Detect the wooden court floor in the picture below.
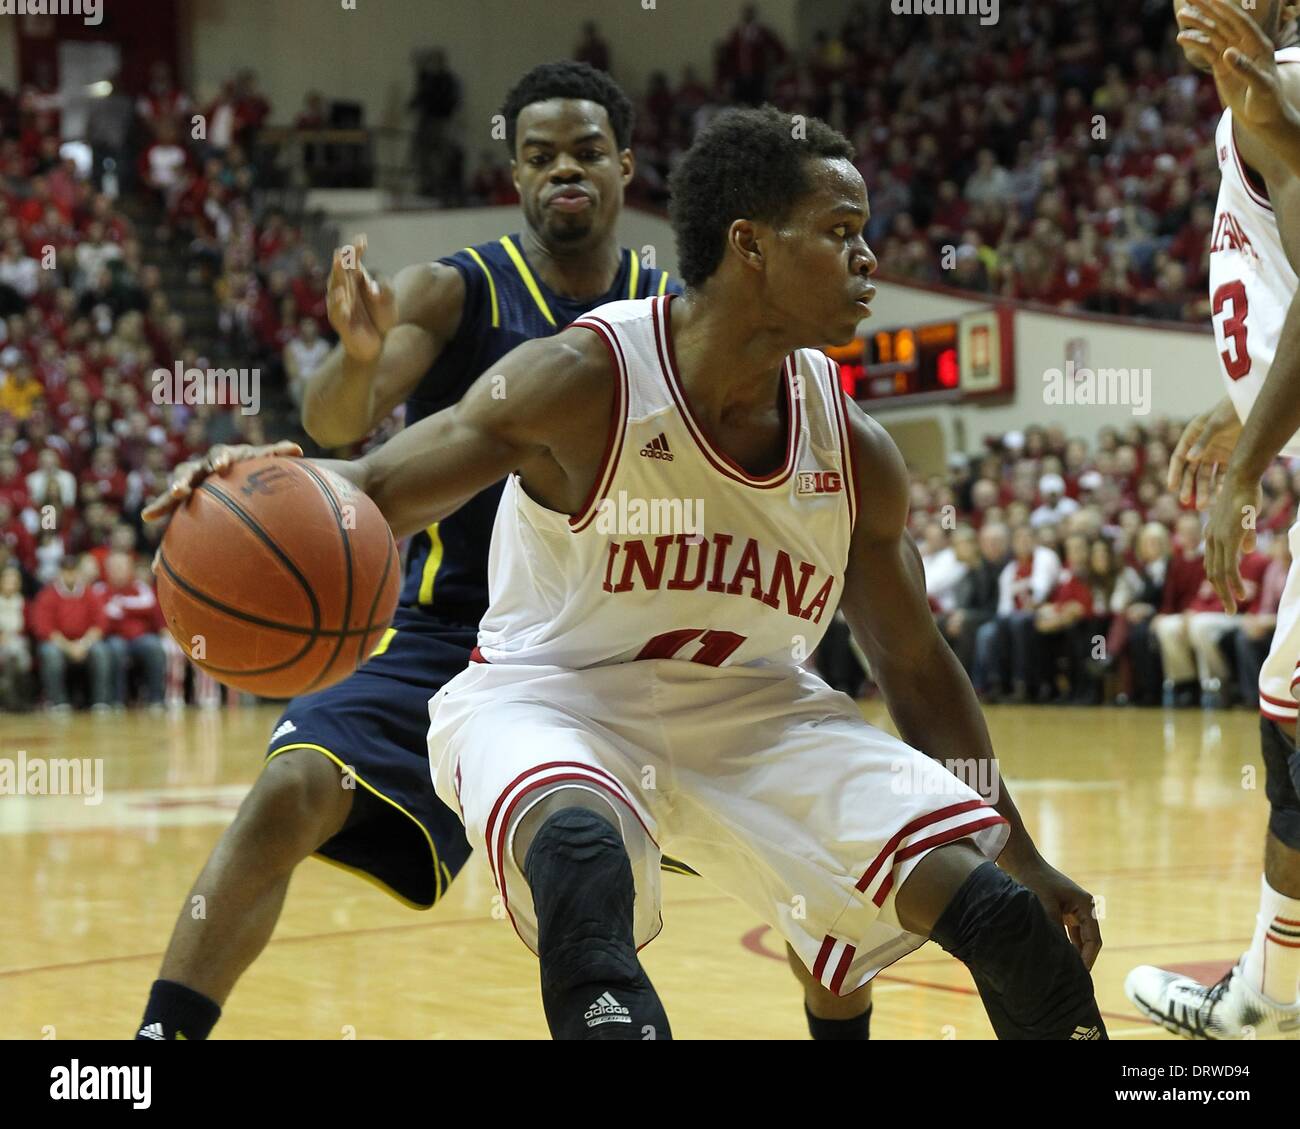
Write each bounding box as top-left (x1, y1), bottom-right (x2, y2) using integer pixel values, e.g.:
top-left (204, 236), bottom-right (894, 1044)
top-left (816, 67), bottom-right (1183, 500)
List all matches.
top-left (0, 701), bottom-right (1273, 1039)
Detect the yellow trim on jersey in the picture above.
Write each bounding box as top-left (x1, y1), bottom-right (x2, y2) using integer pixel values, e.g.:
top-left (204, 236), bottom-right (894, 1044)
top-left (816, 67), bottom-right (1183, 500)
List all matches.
top-left (264, 741), bottom-right (445, 908)
top-left (657, 271), bottom-right (669, 297)
top-left (627, 251), bottom-right (640, 299)
top-left (463, 247), bottom-right (500, 328)
top-left (417, 523), bottom-right (444, 605)
top-left (369, 627), bottom-right (397, 658)
top-left (499, 236), bottom-right (557, 326)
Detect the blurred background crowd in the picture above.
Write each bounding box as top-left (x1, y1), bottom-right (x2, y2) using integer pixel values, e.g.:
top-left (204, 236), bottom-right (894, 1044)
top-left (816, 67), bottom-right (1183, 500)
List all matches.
top-left (0, 0), bottom-right (1282, 712)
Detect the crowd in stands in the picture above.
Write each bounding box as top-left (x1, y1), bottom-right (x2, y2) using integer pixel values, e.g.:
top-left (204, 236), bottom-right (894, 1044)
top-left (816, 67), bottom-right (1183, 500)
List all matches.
top-left (0, 0), bottom-right (1279, 712)
top-left (460, 0), bottom-right (1219, 326)
top-left (881, 421), bottom-right (1295, 712)
top-left (0, 63), bottom-right (276, 711)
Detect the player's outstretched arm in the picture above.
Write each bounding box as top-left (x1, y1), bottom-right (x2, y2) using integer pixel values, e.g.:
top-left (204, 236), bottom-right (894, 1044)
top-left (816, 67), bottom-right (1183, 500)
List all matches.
top-left (1179, 0), bottom-right (1300, 177)
top-left (145, 329), bottom-right (615, 542)
top-left (302, 235), bottom-right (466, 448)
top-left (838, 399), bottom-right (1102, 967)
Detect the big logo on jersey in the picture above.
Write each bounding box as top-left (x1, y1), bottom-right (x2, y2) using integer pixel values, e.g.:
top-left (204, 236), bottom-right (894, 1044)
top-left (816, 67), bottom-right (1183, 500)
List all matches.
top-left (600, 532), bottom-right (836, 623)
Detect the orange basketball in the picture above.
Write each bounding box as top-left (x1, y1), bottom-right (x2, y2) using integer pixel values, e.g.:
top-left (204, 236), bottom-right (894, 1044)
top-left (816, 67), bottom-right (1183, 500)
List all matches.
top-left (155, 456), bottom-right (401, 699)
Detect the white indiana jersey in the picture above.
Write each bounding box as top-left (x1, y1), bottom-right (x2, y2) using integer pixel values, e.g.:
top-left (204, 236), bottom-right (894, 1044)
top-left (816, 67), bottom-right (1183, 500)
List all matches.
top-left (1210, 47), bottom-right (1300, 453)
top-left (476, 294), bottom-right (858, 671)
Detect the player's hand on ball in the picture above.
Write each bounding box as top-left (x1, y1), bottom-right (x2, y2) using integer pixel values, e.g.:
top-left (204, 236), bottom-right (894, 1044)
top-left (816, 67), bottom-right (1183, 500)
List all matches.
top-left (1204, 471), bottom-right (1261, 614)
top-left (1168, 395), bottom-right (1242, 510)
top-left (1178, 0), bottom-right (1293, 131)
top-left (328, 233), bottom-right (397, 365)
top-left (141, 440), bottom-right (304, 523)
top-left (1005, 855), bottom-right (1103, 970)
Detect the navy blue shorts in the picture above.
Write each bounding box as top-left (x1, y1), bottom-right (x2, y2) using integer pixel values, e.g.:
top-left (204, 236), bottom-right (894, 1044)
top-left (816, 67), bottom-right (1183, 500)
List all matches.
top-left (265, 607), bottom-right (476, 909)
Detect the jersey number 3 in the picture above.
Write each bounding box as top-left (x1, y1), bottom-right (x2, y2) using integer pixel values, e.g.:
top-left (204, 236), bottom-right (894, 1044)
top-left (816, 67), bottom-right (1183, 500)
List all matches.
top-left (1212, 280), bottom-right (1251, 381)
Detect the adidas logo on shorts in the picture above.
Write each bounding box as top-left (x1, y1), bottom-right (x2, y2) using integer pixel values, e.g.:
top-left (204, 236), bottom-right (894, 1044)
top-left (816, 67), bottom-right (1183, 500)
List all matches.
top-left (640, 433), bottom-right (673, 461)
top-left (1069, 1024), bottom-right (1101, 1040)
top-left (270, 719), bottom-right (297, 742)
top-left (584, 991), bottom-right (631, 1027)
top-left (136, 1022), bottom-right (165, 1040)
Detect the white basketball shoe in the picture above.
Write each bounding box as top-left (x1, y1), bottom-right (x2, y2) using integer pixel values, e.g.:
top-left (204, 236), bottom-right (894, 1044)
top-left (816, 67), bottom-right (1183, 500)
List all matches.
top-left (1125, 959), bottom-right (1300, 1039)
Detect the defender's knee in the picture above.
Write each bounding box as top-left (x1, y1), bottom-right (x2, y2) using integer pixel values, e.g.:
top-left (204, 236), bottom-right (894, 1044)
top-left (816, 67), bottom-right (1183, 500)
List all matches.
top-left (235, 751), bottom-right (353, 863)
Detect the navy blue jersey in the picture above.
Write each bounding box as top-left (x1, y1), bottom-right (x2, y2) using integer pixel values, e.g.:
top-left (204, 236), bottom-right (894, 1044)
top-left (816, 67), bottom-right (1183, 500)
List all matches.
top-left (398, 234), bottom-right (680, 622)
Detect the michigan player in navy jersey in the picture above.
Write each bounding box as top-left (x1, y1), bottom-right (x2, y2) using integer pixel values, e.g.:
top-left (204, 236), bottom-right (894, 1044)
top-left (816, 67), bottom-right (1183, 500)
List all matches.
top-left (137, 62), bottom-right (871, 1041)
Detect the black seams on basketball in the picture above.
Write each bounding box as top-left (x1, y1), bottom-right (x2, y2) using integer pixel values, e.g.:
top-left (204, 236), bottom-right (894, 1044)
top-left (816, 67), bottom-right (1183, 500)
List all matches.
top-left (155, 456), bottom-right (401, 698)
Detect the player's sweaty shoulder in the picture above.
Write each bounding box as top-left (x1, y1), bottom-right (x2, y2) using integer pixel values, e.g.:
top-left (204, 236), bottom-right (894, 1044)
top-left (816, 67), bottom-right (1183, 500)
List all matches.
top-left (467, 324), bottom-right (617, 463)
top-left (392, 261), bottom-right (466, 341)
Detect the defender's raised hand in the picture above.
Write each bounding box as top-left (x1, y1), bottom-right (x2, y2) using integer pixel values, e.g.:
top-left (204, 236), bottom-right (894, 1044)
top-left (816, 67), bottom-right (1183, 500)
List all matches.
top-left (327, 233), bottom-right (398, 364)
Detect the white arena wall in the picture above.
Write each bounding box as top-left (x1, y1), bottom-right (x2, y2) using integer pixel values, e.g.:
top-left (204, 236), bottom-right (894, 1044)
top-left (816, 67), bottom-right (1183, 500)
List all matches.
top-left (323, 200), bottom-right (1224, 469)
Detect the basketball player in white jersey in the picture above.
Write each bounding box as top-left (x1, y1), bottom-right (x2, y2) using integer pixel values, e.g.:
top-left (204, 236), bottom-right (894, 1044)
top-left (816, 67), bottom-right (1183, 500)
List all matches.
top-left (1126, 0), bottom-right (1300, 1039)
top-left (152, 106), bottom-right (1106, 1039)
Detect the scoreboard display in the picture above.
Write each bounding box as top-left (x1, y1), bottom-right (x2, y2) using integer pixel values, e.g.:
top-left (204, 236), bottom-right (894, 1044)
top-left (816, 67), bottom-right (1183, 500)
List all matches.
top-left (826, 307), bottom-right (1014, 406)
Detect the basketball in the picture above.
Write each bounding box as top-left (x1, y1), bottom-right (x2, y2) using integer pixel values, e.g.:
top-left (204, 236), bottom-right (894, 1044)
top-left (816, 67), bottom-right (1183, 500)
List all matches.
top-left (154, 456), bottom-right (401, 698)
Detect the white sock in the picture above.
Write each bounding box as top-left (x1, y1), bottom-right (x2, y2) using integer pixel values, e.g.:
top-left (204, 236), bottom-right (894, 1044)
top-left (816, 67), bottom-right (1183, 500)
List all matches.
top-left (1242, 874), bottom-right (1300, 1005)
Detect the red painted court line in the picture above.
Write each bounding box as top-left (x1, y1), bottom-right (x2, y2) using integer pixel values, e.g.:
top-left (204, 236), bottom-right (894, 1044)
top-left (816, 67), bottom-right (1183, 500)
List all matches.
top-left (872, 970), bottom-right (1139, 1025)
top-left (898, 935), bottom-right (1254, 967)
top-left (0, 894), bottom-right (738, 980)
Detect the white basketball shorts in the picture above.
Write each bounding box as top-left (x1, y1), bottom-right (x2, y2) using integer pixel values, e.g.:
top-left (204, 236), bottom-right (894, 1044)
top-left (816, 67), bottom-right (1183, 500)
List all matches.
top-left (428, 658), bottom-right (1009, 996)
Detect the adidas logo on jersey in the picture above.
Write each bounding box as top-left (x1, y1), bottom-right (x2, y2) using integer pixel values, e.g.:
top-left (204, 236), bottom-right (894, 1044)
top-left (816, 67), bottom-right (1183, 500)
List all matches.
top-left (270, 719), bottom-right (297, 742)
top-left (797, 471), bottom-right (843, 496)
top-left (584, 991), bottom-right (631, 1027)
top-left (640, 433), bottom-right (674, 461)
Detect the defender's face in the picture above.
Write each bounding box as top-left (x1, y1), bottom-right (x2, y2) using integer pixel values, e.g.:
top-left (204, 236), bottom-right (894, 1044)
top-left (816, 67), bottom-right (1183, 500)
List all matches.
top-left (513, 99), bottom-right (633, 250)
top-left (758, 157), bottom-right (877, 347)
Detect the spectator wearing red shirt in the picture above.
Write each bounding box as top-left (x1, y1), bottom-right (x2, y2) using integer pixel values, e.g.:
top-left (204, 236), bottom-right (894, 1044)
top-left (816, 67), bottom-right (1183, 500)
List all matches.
top-left (81, 445), bottom-right (128, 509)
top-left (1027, 532), bottom-right (1097, 703)
top-left (1153, 513), bottom-right (1269, 705)
top-left (96, 549), bottom-right (165, 707)
top-left (136, 62), bottom-right (192, 136)
top-left (30, 554), bottom-right (113, 710)
top-left (720, 4), bottom-right (786, 105)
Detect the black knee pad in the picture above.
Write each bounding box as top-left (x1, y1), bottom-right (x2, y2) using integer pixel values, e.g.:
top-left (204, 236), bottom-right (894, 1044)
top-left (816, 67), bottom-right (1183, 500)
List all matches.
top-left (930, 862), bottom-right (1106, 1040)
top-left (524, 807), bottom-right (670, 1040)
top-left (1260, 718), bottom-right (1300, 850)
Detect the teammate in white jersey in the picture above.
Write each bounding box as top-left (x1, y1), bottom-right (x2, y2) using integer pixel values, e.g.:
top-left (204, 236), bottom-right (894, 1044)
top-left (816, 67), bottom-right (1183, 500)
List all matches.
top-left (1126, 0), bottom-right (1300, 1039)
top-left (153, 106), bottom-right (1106, 1039)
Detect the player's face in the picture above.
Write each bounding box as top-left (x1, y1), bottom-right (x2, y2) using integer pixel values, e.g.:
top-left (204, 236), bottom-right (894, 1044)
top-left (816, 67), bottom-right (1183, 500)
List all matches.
top-left (513, 99), bottom-right (633, 250)
top-left (758, 157), bottom-right (877, 347)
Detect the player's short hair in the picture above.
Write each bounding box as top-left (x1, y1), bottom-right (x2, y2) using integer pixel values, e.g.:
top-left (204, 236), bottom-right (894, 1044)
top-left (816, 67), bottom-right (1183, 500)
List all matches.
top-left (668, 106), bottom-right (855, 288)
top-left (500, 61), bottom-right (635, 153)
